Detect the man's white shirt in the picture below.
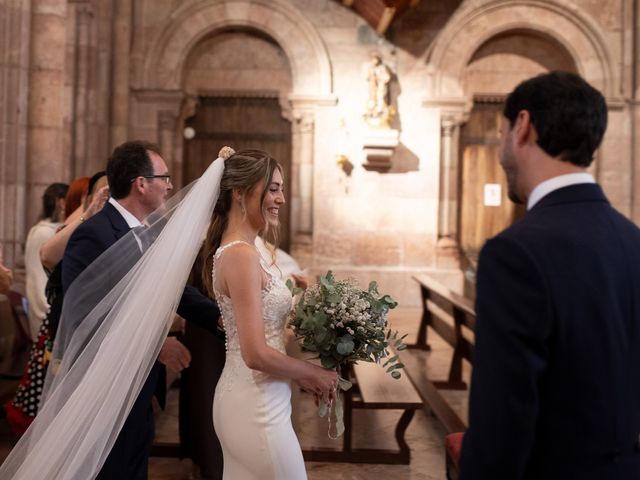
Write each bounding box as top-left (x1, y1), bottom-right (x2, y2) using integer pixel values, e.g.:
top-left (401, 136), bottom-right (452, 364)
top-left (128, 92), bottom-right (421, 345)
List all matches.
top-left (108, 197), bottom-right (145, 251)
top-left (527, 172), bottom-right (595, 210)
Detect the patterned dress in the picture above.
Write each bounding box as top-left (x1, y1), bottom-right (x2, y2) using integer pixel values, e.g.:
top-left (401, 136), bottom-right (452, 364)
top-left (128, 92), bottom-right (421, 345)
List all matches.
top-left (5, 264), bottom-right (63, 436)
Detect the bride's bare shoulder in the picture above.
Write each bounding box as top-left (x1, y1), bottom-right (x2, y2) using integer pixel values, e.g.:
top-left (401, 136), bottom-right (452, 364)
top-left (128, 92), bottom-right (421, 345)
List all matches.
top-left (217, 241), bottom-right (259, 269)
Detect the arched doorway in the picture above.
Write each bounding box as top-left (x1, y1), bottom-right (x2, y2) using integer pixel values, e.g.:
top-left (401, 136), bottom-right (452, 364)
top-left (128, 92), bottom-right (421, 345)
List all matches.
top-left (131, 0), bottom-right (335, 254)
top-left (181, 28), bottom-right (293, 249)
top-left (424, 0), bottom-right (615, 292)
top-left (458, 29), bottom-right (578, 294)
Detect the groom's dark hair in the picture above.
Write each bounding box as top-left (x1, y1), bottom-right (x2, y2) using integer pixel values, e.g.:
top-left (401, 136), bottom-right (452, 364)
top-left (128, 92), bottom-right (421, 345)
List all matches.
top-left (107, 141), bottom-right (161, 199)
top-left (503, 71), bottom-right (607, 167)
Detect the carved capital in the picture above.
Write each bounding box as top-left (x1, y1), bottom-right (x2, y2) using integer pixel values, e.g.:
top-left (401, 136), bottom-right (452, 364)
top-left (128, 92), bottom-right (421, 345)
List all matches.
top-left (74, 3), bottom-right (94, 24)
top-left (293, 111), bottom-right (315, 134)
top-left (158, 110), bottom-right (176, 131)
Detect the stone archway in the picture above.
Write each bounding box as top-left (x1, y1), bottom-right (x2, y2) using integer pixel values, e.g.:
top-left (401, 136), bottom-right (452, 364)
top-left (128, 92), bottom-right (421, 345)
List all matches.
top-left (426, 0), bottom-right (615, 99)
top-left (137, 0), bottom-right (332, 95)
top-left (424, 0), bottom-right (617, 266)
top-left (130, 0), bottom-right (336, 248)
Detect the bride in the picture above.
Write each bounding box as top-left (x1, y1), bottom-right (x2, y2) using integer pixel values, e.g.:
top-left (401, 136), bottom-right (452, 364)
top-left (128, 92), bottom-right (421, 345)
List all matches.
top-left (0, 147), bottom-right (336, 479)
top-left (204, 149), bottom-right (337, 479)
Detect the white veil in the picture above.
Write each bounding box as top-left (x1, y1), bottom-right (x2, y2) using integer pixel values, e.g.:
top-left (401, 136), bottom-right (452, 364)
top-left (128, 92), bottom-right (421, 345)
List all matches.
top-left (0, 153), bottom-right (228, 479)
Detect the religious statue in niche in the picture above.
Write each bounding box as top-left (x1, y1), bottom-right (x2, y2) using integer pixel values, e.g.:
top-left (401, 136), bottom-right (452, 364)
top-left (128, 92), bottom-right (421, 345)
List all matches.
top-left (364, 53), bottom-right (395, 129)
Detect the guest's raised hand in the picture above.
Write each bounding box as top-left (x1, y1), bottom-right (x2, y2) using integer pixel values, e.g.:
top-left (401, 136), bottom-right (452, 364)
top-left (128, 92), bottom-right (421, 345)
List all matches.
top-left (158, 336), bottom-right (191, 373)
top-left (84, 185), bottom-right (110, 218)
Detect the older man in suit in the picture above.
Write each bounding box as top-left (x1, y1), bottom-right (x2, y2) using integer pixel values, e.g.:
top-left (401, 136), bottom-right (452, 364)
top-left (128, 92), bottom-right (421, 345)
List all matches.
top-left (62, 141), bottom-right (222, 480)
top-left (459, 72), bottom-right (640, 479)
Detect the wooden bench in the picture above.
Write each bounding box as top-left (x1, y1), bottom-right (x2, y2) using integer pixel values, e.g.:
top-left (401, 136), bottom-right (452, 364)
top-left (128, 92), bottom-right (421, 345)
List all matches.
top-left (404, 275), bottom-right (476, 478)
top-left (303, 359), bottom-right (423, 464)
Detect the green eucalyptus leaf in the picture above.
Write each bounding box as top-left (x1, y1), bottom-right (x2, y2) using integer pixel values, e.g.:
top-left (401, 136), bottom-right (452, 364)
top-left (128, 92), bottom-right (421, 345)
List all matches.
top-left (383, 355), bottom-right (399, 367)
top-left (386, 363), bottom-right (405, 372)
top-left (327, 293), bottom-right (341, 304)
top-left (391, 370), bottom-right (401, 379)
top-left (320, 271), bottom-right (335, 288)
top-left (381, 294), bottom-right (398, 308)
top-left (336, 339), bottom-right (355, 355)
top-left (321, 356), bottom-right (338, 369)
top-left (338, 377), bottom-right (352, 391)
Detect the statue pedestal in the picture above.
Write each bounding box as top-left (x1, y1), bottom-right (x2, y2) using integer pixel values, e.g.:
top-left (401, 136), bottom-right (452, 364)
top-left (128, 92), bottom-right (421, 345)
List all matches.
top-left (362, 128), bottom-right (399, 171)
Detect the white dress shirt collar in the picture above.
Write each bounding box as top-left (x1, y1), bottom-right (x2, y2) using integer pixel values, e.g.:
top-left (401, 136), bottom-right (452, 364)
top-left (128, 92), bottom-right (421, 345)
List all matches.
top-left (527, 172), bottom-right (595, 210)
top-left (108, 197), bottom-right (144, 228)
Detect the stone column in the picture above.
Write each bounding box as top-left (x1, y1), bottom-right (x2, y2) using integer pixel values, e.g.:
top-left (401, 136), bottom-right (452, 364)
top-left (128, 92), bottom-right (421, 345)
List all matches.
top-left (26, 0), bottom-right (69, 229)
top-left (109, 0), bottom-right (132, 148)
top-left (157, 110), bottom-right (179, 185)
top-left (71, 1), bottom-right (93, 178)
top-left (291, 110), bottom-right (315, 236)
top-left (437, 114), bottom-right (464, 249)
top-left (0, 0), bottom-right (31, 267)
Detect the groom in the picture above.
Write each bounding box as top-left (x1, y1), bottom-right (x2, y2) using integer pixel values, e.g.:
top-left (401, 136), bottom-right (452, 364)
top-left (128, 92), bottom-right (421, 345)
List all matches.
top-left (62, 141), bottom-right (222, 479)
top-left (460, 72), bottom-right (640, 478)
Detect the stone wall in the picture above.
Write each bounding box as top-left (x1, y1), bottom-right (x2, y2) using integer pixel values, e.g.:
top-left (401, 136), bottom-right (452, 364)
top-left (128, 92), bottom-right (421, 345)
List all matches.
top-left (0, 0), bottom-right (637, 308)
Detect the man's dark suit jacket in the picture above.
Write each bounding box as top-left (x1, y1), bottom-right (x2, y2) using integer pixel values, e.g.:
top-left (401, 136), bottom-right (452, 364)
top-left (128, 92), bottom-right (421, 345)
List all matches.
top-left (62, 202), bottom-right (220, 480)
top-left (460, 183), bottom-right (640, 479)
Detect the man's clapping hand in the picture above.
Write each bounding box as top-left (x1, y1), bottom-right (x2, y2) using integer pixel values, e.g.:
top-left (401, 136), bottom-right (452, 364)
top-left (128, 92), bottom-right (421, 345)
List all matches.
top-left (158, 336), bottom-right (191, 373)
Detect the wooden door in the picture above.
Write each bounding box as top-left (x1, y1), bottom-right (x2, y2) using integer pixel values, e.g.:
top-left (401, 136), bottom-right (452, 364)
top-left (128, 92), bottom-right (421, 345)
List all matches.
top-left (459, 100), bottom-right (525, 270)
top-left (183, 96), bottom-right (292, 250)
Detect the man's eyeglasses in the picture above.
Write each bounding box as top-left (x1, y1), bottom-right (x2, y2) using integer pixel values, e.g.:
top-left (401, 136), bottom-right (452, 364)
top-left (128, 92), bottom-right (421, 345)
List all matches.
top-left (131, 175), bottom-right (171, 184)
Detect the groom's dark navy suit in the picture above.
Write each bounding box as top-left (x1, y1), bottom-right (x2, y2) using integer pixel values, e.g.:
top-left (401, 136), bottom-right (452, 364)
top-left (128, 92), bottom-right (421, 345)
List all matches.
top-left (62, 202), bottom-right (220, 480)
top-left (460, 183), bottom-right (640, 479)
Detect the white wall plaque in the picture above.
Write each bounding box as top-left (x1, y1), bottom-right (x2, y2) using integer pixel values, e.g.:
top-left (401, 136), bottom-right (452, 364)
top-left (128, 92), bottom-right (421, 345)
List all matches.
top-left (484, 183), bottom-right (502, 207)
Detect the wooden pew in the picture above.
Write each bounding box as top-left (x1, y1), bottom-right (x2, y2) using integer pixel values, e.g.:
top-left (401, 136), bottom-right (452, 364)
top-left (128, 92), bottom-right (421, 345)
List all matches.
top-left (303, 360), bottom-right (423, 464)
top-left (407, 274), bottom-right (475, 427)
top-left (404, 274), bottom-right (476, 478)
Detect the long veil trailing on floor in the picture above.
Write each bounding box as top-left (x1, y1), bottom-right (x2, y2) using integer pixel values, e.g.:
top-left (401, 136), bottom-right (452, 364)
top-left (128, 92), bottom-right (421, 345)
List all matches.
top-left (0, 153), bottom-right (228, 479)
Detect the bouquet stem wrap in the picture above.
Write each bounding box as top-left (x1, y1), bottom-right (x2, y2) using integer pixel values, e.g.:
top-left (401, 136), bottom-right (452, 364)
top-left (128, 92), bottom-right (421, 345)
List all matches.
top-left (318, 377), bottom-right (352, 438)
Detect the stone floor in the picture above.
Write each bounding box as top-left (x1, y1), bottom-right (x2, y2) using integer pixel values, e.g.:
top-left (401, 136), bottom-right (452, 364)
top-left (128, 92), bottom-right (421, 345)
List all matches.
top-left (0, 306), bottom-right (471, 479)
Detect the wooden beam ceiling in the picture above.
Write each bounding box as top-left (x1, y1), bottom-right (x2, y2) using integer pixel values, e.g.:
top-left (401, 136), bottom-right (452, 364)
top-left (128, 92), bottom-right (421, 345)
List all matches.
top-left (341, 0), bottom-right (419, 35)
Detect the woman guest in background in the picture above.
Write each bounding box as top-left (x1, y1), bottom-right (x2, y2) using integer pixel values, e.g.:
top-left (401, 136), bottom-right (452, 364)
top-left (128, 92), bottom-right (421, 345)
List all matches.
top-left (5, 173), bottom-right (109, 436)
top-left (41, 172), bottom-right (109, 271)
top-left (204, 149), bottom-right (338, 479)
top-left (63, 176), bottom-right (90, 222)
top-left (24, 183), bottom-right (68, 341)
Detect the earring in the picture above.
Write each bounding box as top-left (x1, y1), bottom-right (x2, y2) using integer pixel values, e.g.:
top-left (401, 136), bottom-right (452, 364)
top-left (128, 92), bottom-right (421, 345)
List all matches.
top-left (240, 203), bottom-right (246, 215)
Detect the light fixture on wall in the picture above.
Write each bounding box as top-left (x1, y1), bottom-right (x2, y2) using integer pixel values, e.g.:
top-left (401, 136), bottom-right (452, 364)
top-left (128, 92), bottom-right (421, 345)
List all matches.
top-left (183, 126), bottom-right (196, 140)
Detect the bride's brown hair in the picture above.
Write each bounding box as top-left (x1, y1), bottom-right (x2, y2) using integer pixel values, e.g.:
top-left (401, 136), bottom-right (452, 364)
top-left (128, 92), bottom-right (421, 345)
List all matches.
top-left (201, 149), bottom-right (282, 297)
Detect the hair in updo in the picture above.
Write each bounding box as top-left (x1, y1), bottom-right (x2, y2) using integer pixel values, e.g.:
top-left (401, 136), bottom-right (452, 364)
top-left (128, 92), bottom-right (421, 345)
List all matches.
top-left (201, 148), bottom-right (282, 297)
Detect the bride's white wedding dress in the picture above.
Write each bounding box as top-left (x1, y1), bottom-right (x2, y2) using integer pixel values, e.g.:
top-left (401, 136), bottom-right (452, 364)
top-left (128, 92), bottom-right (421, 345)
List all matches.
top-left (212, 240), bottom-right (307, 479)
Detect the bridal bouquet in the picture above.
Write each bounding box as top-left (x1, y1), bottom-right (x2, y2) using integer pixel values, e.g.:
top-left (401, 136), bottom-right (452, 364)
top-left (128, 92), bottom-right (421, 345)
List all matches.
top-left (287, 271), bottom-right (405, 437)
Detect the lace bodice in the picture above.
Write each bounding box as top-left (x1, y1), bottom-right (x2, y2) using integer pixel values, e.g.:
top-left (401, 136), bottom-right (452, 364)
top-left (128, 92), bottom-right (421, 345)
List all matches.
top-left (212, 240), bottom-right (292, 357)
